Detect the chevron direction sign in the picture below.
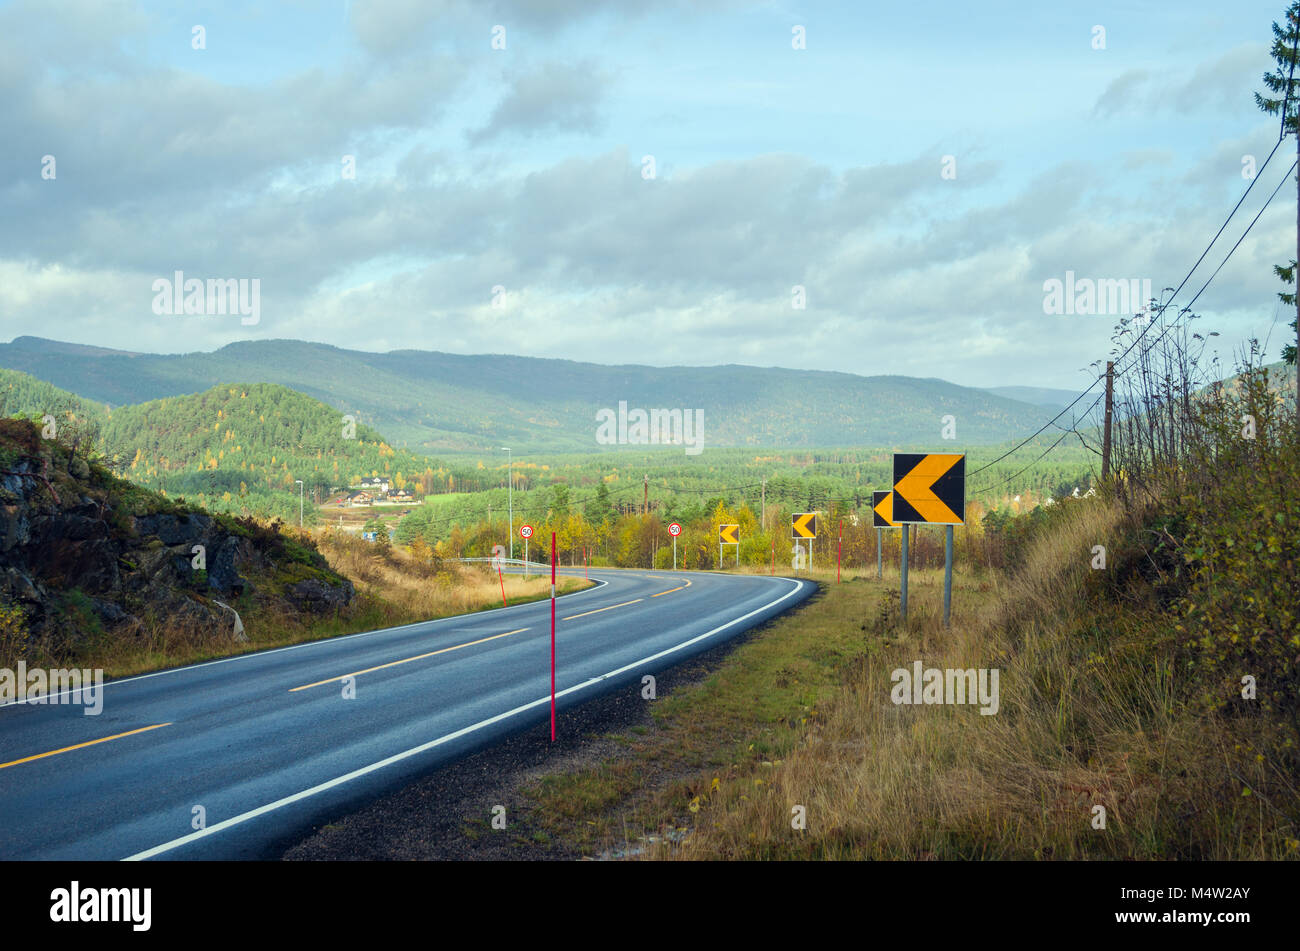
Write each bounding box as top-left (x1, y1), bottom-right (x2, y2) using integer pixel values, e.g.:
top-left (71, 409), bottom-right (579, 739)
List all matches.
top-left (791, 512), bottom-right (817, 538)
top-left (891, 453), bottom-right (966, 525)
top-left (872, 490), bottom-right (898, 528)
top-left (719, 524), bottom-right (739, 545)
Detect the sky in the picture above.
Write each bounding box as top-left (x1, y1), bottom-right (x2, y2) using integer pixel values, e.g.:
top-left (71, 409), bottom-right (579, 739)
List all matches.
top-left (1, 0), bottom-right (1297, 393)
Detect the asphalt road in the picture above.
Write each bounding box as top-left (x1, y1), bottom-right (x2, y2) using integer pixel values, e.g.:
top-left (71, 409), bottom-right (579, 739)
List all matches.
top-left (0, 568), bottom-right (815, 860)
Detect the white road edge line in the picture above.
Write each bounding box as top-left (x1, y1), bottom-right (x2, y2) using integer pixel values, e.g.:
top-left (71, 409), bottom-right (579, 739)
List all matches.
top-left (0, 575), bottom-right (610, 709)
top-left (122, 577), bottom-right (810, 860)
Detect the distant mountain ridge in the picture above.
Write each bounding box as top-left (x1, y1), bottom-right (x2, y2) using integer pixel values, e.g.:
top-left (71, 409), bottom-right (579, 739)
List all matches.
top-left (981, 385), bottom-right (1083, 410)
top-left (0, 336), bottom-right (1063, 452)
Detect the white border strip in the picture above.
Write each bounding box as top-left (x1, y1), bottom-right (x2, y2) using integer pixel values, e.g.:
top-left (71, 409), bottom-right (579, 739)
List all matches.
top-left (123, 577), bottom-right (810, 860)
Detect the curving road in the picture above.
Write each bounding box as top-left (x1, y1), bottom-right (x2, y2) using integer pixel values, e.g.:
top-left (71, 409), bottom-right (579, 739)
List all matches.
top-left (0, 568), bottom-right (815, 860)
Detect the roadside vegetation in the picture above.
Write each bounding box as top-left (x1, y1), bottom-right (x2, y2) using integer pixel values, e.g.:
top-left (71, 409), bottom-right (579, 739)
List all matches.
top-left (2, 529), bottom-right (588, 682)
top-left (507, 339), bottom-right (1299, 860)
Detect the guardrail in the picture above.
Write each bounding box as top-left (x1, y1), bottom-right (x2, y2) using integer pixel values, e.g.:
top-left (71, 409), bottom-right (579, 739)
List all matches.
top-left (454, 557), bottom-right (552, 570)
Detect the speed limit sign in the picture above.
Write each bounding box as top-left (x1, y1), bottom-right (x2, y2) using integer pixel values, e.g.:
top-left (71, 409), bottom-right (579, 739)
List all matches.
top-left (668, 522), bottom-right (682, 537)
top-left (520, 524), bottom-right (534, 539)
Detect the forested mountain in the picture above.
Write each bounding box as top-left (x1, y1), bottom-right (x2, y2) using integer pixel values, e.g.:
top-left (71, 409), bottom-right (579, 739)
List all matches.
top-left (0, 336), bottom-right (1065, 453)
top-left (97, 383), bottom-right (499, 520)
top-left (0, 370), bottom-right (492, 521)
top-left (1, 365), bottom-right (1099, 529)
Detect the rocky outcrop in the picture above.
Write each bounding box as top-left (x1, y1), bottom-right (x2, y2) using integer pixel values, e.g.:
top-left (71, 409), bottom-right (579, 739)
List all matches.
top-left (0, 419), bottom-right (353, 653)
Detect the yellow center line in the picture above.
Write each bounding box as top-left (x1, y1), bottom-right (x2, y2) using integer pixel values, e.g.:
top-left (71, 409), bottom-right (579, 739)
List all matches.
top-left (651, 578), bottom-right (694, 597)
top-left (289, 628), bottom-right (529, 692)
top-left (562, 598), bottom-right (643, 620)
top-left (0, 723), bottom-right (172, 771)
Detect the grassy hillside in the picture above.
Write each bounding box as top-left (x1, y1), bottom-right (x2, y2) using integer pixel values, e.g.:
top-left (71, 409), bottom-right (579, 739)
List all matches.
top-left (0, 336), bottom-right (1067, 453)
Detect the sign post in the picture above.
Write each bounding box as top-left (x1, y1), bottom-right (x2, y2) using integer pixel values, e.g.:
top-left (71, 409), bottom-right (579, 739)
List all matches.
top-left (520, 524), bottom-right (534, 578)
top-left (889, 454), bottom-right (965, 627)
top-left (718, 524), bottom-right (739, 568)
top-left (872, 490), bottom-right (897, 580)
top-left (944, 525), bottom-right (954, 627)
top-left (792, 513), bottom-right (817, 573)
top-left (668, 522), bottom-right (681, 569)
top-left (900, 524), bottom-right (909, 623)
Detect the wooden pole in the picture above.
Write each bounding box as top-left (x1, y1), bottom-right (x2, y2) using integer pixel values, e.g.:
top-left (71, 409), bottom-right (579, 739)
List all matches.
top-left (1102, 360), bottom-right (1114, 479)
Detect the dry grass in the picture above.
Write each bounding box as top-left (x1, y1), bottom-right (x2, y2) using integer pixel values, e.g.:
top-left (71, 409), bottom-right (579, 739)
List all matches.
top-left (55, 529), bottom-right (590, 679)
top-left (655, 497), bottom-right (1297, 860)
top-left (509, 497), bottom-right (1296, 860)
top-left (314, 528), bottom-right (577, 620)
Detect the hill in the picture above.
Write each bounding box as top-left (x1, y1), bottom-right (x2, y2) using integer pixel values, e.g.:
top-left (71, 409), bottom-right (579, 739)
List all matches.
top-left (0, 369), bottom-right (494, 520)
top-left (98, 382), bottom-right (457, 519)
top-left (0, 336), bottom-right (1066, 453)
top-left (0, 367), bottom-right (110, 426)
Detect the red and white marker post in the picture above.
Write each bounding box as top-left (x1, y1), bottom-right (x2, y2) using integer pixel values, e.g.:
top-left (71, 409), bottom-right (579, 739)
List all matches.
top-left (837, 519), bottom-right (843, 583)
top-left (550, 531), bottom-right (557, 742)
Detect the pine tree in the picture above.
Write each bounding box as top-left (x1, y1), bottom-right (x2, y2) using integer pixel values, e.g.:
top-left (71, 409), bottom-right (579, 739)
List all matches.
top-left (1255, 3), bottom-right (1300, 390)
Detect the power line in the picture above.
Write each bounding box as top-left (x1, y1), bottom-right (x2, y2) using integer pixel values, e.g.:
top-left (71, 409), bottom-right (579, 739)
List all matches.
top-left (967, 134), bottom-right (1288, 479)
top-left (971, 155), bottom-right (1296, 496)
top-left (1115, 158), bottom-right (1298, 374)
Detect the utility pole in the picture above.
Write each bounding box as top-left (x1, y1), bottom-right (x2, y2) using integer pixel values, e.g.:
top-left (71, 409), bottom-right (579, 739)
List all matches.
top-left (1102, 360), bottom-right (1114, 479)
top-left (643, 473), bottom-right (648, 517)
top-left (502, 447), bottom-right (512, 560)
top-left (295, 480), bottom-right (303, 528)
top-left (761, 478), bottom-right (766, 531)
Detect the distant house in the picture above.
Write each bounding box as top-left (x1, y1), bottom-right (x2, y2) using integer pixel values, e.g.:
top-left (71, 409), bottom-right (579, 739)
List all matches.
top-left (389, 487), bottom-right (415, 503)
top-left (349, 491), bottom-right (374, 506)
top-left (357, 477), bottom-right (391, 494)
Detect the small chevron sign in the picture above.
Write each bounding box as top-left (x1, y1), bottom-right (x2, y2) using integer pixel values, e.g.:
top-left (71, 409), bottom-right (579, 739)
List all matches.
top-left (791, 512), bottom-right (817, 538)
top-left (719, 524), bottom-right (739, 545)
top-left (872, 490), bottom-right (897, 528)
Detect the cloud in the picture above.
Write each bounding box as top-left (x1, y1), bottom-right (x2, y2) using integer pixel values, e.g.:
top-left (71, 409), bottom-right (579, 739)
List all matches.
top-left (1092, 44), bottom-right (1270, 117)
top-left (0, 2), bottom-right (1289, 386)
top-left (468, 61), bottom-right (611, 144)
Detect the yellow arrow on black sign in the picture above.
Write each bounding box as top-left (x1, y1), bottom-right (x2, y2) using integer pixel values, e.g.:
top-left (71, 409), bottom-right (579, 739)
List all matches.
top-left (891, 453), bottom-right (965, 525)
top-left (791, 513), bottom-right (817, 538)
top-left (872, 490), bottom-right (897, 528)
top-left (719, 524), bottom-right (739, 544)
